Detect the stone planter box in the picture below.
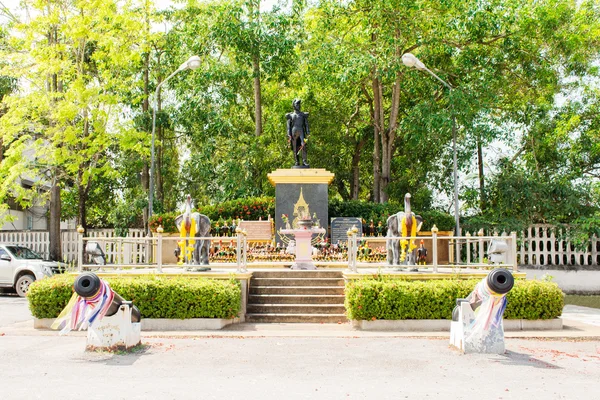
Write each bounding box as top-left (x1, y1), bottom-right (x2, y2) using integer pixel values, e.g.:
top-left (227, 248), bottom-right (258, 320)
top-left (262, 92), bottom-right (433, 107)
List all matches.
top-left (352, 318), bottom-right (563, 331)
top-left (34, 318), bottom-right (237, 331)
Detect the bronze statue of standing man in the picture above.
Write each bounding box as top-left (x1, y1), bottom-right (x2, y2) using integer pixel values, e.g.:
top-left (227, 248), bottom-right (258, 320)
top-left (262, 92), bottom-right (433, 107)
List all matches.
top-left (286, 99), bottom-right (310, 168)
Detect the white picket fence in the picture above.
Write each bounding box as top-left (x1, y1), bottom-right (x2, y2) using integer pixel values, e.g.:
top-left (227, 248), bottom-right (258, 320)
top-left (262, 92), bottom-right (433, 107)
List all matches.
top-left (0, 229), bottom-right (148, 263)
top-left (0, 231), bottom-right (51, 258)
top-left (518, 225), bottom-right (599, 267)
top-left (461, 224), bottom-right (600, 267)
top-left (1, 224), bottom-right (599, 267)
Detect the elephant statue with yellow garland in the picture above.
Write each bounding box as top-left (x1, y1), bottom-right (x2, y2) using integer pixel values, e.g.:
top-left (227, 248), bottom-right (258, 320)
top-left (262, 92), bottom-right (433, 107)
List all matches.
top-left (386, 193), bottom-right (423, 266)
top-left (174, 195), bottom-right (211, 267)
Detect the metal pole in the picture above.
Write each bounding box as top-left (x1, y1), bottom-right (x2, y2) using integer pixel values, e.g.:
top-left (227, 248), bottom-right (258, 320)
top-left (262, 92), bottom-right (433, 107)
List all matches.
top-left (478, 229), bottom-right (484, 264)
top-left (422, 66), bottom-right (460, 263)
top-left (242, 231), bottom-right (248, 272)
top-left (352, 232), bottom-right (358, 272)
top-left (511, 231), bottom-right (518, 271)
top-left (149, 68), bottom-right (184, 221)
top-left (236, 230), bottom-right (241, 272)
top-left (452, 112), bottom-right (460, 264)
top-left (431, 226), bottom-right (438, 273)
top-left (157, 231), bottom-right (163, 273)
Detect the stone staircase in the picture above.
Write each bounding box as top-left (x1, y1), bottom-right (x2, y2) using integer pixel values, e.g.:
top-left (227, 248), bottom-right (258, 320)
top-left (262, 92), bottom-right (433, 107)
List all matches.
top-left (246, 270), bottom-right (347, 323)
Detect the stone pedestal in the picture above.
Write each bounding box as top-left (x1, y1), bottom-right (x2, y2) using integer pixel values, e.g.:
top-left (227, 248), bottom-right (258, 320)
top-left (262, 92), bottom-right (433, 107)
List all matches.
top-left (268, 169), bottom-right (334, 245)
top-left (281, 227), bottom-right (326, 270)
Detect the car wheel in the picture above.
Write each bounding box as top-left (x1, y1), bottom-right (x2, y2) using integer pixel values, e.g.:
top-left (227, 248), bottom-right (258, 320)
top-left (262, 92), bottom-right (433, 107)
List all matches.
top-left (15, 274), bottom-right (35, 297)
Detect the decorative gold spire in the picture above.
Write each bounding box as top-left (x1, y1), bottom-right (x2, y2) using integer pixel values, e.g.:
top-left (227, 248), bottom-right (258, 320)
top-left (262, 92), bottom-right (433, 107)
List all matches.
top-left (292, 188), bottom-right (310, 228)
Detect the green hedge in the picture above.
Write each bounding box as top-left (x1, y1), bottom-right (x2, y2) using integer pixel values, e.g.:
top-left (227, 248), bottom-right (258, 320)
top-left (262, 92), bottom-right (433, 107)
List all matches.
top-left (150, 196), bottom-right (455, 233)
top-left (345, 278), bottom-right (564, 320)
top-left (27, 275), bottom-right (241, 320)
top-left (149, 197), bottom-right (275, 233)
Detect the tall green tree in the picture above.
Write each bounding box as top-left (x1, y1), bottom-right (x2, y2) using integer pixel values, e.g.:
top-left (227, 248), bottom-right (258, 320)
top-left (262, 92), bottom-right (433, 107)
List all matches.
top-left (0, 0), bottom-right (145, 234)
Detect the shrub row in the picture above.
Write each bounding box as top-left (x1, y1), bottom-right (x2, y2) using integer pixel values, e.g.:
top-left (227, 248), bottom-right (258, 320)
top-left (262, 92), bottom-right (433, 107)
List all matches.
top-left (345, 278), bottom-right (564, 320)
top-left (149, 197), bottom-right (275, 233)
top-left (27, 275), bottom-right (241, 320)
top-left (150, 196), bottom-right (455, 233)
top-left (329, 200), bottom-right (455, 231)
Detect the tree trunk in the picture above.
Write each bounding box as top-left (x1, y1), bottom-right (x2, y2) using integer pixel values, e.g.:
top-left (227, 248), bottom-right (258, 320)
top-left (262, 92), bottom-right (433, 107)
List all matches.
top-left (372, 75), bottom-right (382, 203)
top-left (477, 138), bottom-right (486, 211)
top-left (47, 24), bottom-right (62, 260)
top-left (351, 137), bottom-right (366, 200)
top-left (336, 179), bottom-right (350, 201)
top-left (249, 0), bottom-right (262, 137)
top-left (252, 56), bottom-right (262, 137)
top-left (48, 179), bottom-right (62, 261)
top-left (77, 183), bottom-right (88, 230)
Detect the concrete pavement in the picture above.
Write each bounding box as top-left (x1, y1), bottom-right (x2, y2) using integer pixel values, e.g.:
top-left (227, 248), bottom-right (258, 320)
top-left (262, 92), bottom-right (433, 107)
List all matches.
top-left (1, 294), bottom-right (600, 399)
top-left (1, 335), bottom-right (599, 400)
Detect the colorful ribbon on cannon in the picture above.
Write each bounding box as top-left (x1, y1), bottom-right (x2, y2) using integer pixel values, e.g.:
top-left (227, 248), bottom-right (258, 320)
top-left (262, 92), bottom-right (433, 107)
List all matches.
top-left (51, 279), bottom-right (115, 335)
top-left (468, 279), bottom-right (508, 331)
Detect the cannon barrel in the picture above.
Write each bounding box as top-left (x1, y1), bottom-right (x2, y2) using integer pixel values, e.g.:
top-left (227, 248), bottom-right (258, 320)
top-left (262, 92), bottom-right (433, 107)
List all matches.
top-left (486, 267), bottom-right (514, 294)
top-left (452, 268), bottom-right (514, 321)
top-left (73, 273), bottom-right (141, 323)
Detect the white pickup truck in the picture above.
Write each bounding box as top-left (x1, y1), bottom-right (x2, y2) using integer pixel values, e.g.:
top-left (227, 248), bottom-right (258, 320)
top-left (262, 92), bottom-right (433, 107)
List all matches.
top-left (0, 244), bottom-right (65, 297)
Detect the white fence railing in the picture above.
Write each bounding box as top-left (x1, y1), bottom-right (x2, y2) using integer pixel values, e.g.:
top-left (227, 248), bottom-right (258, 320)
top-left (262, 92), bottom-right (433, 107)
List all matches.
top-left (1, 223), bottom-right (599, 267)
top-left (462, 224), bottom-right (600, 267)
top-left (346, 232), bottom-right (517, 272)
top-left (77, 233), bottom-right (248, 273)
top-left (0, 229), bottom-right (147, 263)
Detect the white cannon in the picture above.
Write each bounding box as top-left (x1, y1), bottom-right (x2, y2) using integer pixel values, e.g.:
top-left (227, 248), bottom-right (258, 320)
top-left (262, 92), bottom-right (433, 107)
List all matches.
top-left (53, 273), bottom-right (141, 351)
top-left (450, 268), bottom-right (514, 354)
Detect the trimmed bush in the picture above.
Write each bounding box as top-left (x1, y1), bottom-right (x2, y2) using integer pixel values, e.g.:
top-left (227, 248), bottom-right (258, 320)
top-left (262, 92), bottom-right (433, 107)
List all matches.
top-left (345, 278), bottom-right (564, 320)
top-left (149, 196), bottom-right (456, 233)
top-left (149, 197), bottom-right (275, 233)
top-left (329, 199), bottom-right (455, 231)
top-left (27, 275), bottom-right (241, 320)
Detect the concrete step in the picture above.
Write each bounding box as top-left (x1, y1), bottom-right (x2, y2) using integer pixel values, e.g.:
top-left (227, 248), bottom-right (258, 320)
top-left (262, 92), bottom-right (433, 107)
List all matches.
top-left (245, 313), bottom-right (348, 324)
top-left (246, 304), bottom-right (346, 314)
top-left (250, 286), bottom-right (345, 295)
top-left (251, 270), bottom-right (344, 279)
top-left (251, 278), bottom-right (345, 287)
top-left (249, 294), bottom-right (345, 305)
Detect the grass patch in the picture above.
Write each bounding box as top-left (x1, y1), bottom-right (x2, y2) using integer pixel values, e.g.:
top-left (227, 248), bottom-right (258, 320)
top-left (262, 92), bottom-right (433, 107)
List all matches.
top-left (564, 295), bottom-right (600, 309)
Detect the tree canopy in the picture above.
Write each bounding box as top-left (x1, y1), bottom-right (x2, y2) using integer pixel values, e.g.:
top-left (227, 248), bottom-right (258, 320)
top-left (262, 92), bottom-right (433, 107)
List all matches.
top-left (0, 0), bottom-right (599, 236)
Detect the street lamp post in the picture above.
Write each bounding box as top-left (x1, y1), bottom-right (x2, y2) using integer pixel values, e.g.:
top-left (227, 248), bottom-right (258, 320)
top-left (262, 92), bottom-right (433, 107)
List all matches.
top-left (402, 53), bottom-right (461, 260)
top-left (148, 55), bottom-right (202, 221)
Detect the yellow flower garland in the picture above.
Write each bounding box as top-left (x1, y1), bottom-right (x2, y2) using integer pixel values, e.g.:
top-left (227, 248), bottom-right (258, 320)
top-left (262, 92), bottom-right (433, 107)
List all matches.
top-left (400, 214), bottom-right (417, 262)
top-left (178, 218), bottom-right (197, 264)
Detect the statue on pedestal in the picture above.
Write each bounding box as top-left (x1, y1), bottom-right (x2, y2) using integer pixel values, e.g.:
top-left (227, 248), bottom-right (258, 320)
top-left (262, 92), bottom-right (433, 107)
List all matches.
top-left (174, 195), bottom-right (211, 268)
top-left (386, 193), bottom-right (423, 267)
top-left (286, 99), bottom-right (310, 168)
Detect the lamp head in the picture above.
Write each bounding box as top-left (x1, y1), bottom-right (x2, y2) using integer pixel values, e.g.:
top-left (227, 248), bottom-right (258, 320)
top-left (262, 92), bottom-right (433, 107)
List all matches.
top-left (178, 55), bottom-right (202, 71)
top-left (186, 55), bottom-right (202, 70)
top-left (401, 53), bottom-right (426, 70)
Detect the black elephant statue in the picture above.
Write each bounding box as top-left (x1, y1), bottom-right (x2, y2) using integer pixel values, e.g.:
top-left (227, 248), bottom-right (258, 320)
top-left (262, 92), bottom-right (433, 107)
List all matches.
top-left (387, 193), bottom-right (423, 266)
top-left (174, 195), bottom-right (212, 267)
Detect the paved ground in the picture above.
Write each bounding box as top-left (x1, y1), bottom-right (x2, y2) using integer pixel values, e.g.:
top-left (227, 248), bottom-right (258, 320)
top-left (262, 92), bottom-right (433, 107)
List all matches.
top-left (0, 292), bottom-right (29, 327)
top-left (1, 294), bottom-right (600, 399)
top-left (1, 335), bottom-right (599, 399)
